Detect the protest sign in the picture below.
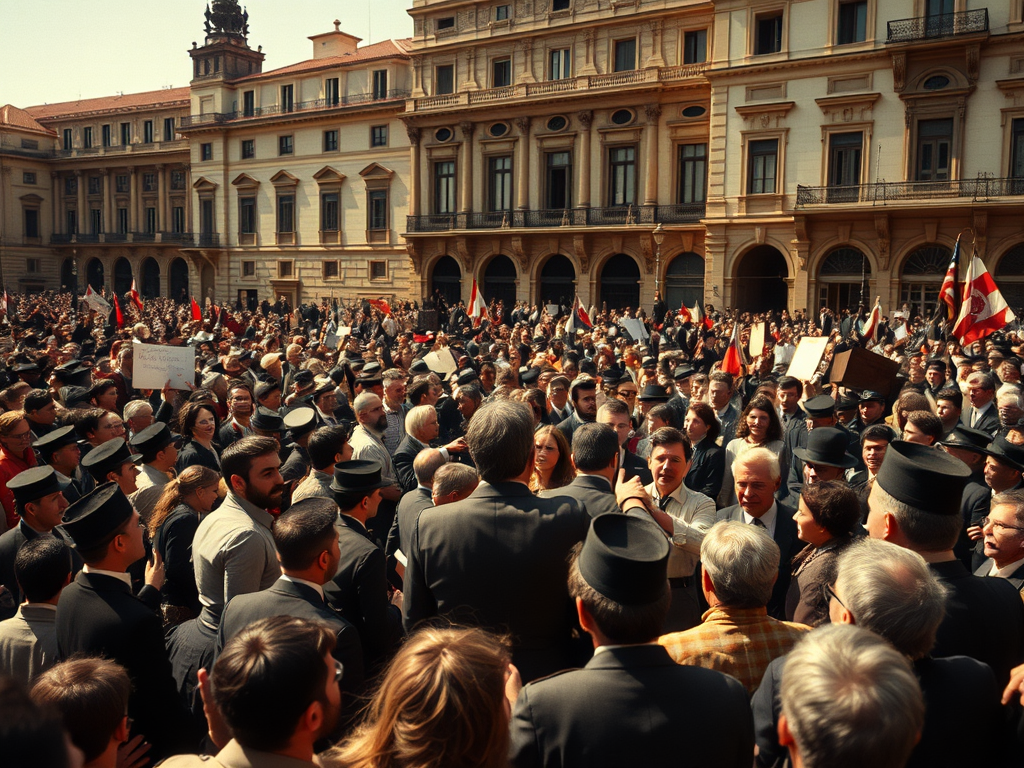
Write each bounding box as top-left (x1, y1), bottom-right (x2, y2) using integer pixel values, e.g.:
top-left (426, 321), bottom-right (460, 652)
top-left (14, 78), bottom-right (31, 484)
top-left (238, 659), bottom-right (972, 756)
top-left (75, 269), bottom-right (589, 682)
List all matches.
top-left (132, 342), bottom-right (196, 390)
top-left (786, 336), bottom-right (829, 380)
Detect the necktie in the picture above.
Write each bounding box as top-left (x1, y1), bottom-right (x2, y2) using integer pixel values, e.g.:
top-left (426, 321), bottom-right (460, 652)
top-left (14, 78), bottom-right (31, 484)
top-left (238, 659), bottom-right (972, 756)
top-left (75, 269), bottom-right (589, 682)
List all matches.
top-left (658, 495), bottom-right (670, 511)
top-left (751, 517), bottom-right (766, 529)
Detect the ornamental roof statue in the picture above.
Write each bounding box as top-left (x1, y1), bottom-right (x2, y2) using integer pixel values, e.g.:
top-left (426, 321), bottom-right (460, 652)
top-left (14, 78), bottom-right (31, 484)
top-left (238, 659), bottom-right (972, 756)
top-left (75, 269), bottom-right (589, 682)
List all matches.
top-left (204, 0), bottom-right (249, 39)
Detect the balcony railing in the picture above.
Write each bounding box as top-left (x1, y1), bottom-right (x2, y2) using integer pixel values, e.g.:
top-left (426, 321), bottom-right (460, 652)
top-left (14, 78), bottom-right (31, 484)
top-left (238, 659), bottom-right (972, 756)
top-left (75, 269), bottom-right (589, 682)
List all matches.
top-left (49, 232), bottom-right (198, 245)
top-left (887, 8), bottom-right (988, 43)
top-left (796, 176), bottom-right (1024, 206)
top-left (406, 203), bottom-right (705, 233)
top-left (179, 90), bottom-right (411, 128)
top-left (197, 233), bottom-right (221, 247)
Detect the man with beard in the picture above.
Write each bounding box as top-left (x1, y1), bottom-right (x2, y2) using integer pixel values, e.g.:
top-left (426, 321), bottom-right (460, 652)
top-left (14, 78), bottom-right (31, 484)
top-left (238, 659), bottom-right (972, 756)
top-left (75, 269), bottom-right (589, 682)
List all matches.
top-left (557, 376), bottom-right (598, 442)
top-left (349, 393), bottom-right (402, 546)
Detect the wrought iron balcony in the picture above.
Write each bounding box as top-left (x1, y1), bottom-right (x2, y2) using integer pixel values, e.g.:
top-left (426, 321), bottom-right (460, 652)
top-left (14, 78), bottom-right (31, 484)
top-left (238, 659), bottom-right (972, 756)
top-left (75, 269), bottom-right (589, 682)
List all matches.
top-left (132, 232), bottom-right (156, 243)
top-left (406, 203), bottom-right (705, 233)
top-left (197, 233), bottom-right (221, 247)
top-left (887, 8), bottom-right (988, 44)
top-left (179, 90), bottom-right (411, 129)
top-left (160, 232), bottom-right (194, 244)
top-left (796, 176), bottom-right (1024, 206)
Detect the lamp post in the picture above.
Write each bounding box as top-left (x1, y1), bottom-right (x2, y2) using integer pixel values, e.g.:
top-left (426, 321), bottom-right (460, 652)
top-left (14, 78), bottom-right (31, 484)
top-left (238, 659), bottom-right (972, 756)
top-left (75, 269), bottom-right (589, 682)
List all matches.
top-left (652, 223), bottom-right (665, 294)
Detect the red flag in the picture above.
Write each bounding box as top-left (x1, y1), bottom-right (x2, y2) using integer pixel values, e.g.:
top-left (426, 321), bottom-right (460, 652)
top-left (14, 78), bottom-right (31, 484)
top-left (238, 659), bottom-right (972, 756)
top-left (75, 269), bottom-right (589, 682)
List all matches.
top-left (861, 297), bottom-right (881, 342)
top-left (692, 301), bottom-right (712, 330)
top-left (368, 299), bottom-right (392, 316)
top-left (953, 256), bottom-right (1017, 345)
top-left (939, 234), bottom-right (962, 322)
top-left (190, 297), bottom-right (202, 321)
top-left (678, 301), bottom-right (692, 323)
top-left (468, 280), bottom-right (488, 327)
top-left (721, 321), bottom-right (749, 376)
top-left (113, 294), bottom-right (125, 328)
top-left (128, 279), bottom-right (144, 313)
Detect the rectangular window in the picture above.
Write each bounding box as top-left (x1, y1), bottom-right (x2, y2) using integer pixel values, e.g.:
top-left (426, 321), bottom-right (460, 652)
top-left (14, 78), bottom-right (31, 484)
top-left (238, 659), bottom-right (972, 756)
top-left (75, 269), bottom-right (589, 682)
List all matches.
top-left (546, 151), bottom-right (572, 209)
top-left (677, 143), bottom-right (708, 204)
top-left (24, 209), bottom-right (39, 239)
top-left (201, 143), bottom-right (213, 161)
top-left (83, 127), bottom-right (93, 149)
top-left (325, 78), bottom-right (340, 106)
top-left (242, 260), bottom-right (256, 277)
top-left (116, 174), bottom-right (129, 193)
top-left (281, 84), bottom-right (294, 113)
top-left (241, 139), bottom-right (255, 159)
top-left (145, 207), bottom-right (157, 234)
top-left (120, 122), bottom-right (132, 145)
top-left (435, 64), bottom-right (455, 95)
top-left (550, 48), bottom-right (572, 80)
top-left (437, 16), bottom-right (455, 30)
top-left (755, 12), bottom-right (784, 54)
top-left (324, 260), bottom-right (339, 279)
top-left (748, 138), bottom-right (779, 194)
top-left (26, 258), bottom-right (39, 273)
top-left (20, 139), bottom-right (38, 150)
top-left (488, 156), bottom-right (513, 212)
top-left (143, 173), bottom-right (157, 192)
top-left (926, 0), bottom-right (954, 34)
top-left (321, 192), bottom-right (340, 232)
top-left (91, 208), bottom-right (102, 235)
top-left (370, 261), bottom-right (388, 280)
top-left (495, 4), bottom-right (511, 20)
top-left (277, 194), bottom-right (295, 233)
top-left (608, 146), bottom-right (636, 206)
top-left (369, 190), bottom-right (388, 230)
top-left (117, 208), bottom-right (129, 234)
top-left (242, 90), bottom-right (255, 116)
top-left (837, 0), bottom-right (868, 44)
top-left (323, 130), bottom-right (338, 152)
top-left (200, 198), bottom-right (215, 235)
top-left (66, 210), bottom-right (78, 235)
top-left (64, 177), bottom-right (77, 195)
top-left (1011, 119), bottom-right (1024, 179)
top-left (279, 135), bottom-right (294, 155)
top-left (434, 161), bottom-right (456, 214)
top-left (172, 206), bottom-right (185, 233)
top-left (683, 30), bottom-right (708, 64)
top-left (278, 261), bottom-right (293, 278)
top-left (62, 129), bottom-right (72, 150)
top-left (371, 125), bottom-right (388, 147)
top-left (373, 70), bottom-right (388, 100)
top-left (88, 176), bottom-right (102, 195)
top-left (171, 171), bottom-right (185, 190)
top-left (552, 0), bottom-right (570, 8)
top-left (22, 172), bottom-right (36, 185)
top-left (916, 118), bottom-right (953, 182)
top-left (239, 197), bottom-right (257, 235)
top-left (613, 39), bottom-right (637, 72)
top-left (164, 117), bottom-right (176, 141)
top-left (102, 124), bottom-right (112, 147)
top-left (143, 120), bottom-right (154, 143)
top-left (492, 58), bottom-right (512, 88)
top-left (828, 132), bottom-right (863, 187)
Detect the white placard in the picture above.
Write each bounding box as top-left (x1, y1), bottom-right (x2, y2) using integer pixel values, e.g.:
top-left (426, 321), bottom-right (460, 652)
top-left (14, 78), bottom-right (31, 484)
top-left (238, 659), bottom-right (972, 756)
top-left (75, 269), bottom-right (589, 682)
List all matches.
top-left (749, 322), bottom-right (766, 357)
top-left (546, 304), bottom-right (559, 315)
top-left (620, 318), bottom-right (650, 342)
top-left (337, 326), bottom-right (352, 339)
top-left (132, 342), bottom-right (196, 391)
top-left (325, 332), bottom-right (340, 349)
top-left (785, 336), bottom-right (829, 381)
top-left (424, 350), bottom-right (458, 375)
top-left (894, 324), bottom-right (908, 341)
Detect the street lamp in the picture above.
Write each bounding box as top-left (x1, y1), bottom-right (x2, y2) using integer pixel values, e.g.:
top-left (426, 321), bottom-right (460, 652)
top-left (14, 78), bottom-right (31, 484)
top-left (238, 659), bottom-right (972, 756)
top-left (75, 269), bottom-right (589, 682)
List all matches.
top-left (652, 223), bottom-right (665, 294)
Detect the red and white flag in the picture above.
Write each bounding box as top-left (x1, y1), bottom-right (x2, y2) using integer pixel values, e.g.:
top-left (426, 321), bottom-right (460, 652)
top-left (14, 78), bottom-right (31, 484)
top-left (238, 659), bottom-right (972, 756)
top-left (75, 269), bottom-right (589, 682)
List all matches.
top-left (468, 279), bottom-right (488, 327)
top-left (678, 301), bottom-right (692, 323)
top-left (938, 234), bottom-right (962, 322)
top-left (861, 297), bottom-right (882, 342)
top-left (953, 256), bottom-right (1016, 345)
top-left (128, 279), bottom-right (144, 313)
top-left (720, 321), bottom-right (750, 376)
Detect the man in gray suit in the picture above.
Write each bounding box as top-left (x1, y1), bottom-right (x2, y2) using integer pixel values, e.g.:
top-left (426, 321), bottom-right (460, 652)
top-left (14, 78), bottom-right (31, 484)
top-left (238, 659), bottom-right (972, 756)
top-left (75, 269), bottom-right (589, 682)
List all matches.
top-left (542, 423), bottom-right (620, 518)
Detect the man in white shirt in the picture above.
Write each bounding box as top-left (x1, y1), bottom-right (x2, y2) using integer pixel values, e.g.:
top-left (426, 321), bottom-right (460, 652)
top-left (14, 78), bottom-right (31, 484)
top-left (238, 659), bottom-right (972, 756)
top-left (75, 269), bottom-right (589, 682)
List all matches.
top-left (974, 489), bottom-right (1024, 591)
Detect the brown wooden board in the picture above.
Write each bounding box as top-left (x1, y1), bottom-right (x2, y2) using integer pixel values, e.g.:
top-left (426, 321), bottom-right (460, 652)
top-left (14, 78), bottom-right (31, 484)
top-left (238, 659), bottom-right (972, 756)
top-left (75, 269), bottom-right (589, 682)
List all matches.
top-left (829, 348), bottom-right (901, 396)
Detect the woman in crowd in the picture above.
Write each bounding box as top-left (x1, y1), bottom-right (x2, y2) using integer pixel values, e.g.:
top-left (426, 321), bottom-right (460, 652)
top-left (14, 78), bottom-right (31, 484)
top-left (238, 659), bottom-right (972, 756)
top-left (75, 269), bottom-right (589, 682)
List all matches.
top-left (175, 401), bottom-right (222, 474)
top-left (148, 465), bottom-right (222, 626)
top-left (529, 424), bottom-right (574, 492)
top-left (683, 402), bottom-right (725, 501)
top-left (718, 395), bottom-right (785, 507)
top-left (323, 626), bottom-right (515, 768)
top-left (786, 480), bottom-right (863, 626)
top-left (0, 410), bottom-right (37, 529)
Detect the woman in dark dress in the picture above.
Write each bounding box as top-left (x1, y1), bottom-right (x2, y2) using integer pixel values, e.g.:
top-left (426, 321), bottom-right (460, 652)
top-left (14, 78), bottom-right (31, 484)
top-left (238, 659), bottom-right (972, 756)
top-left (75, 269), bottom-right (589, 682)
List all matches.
top-left (147, 465), bottom-right (222, 627)
top-left (683, 402), bottom-right (725, 501)
top-left (175, 401), bottom-right (221, 474)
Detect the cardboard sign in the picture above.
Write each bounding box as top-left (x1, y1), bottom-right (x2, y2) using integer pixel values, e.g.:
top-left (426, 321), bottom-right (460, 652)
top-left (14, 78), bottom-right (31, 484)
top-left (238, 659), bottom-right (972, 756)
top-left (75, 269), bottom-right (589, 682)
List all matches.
top-left (620, 318), bottom-right (650, 342)
top-left (830, 347), bottom-right (901, 396)
top-left (785, 336), bottom-right (829, 380)
top-left (324, 333), bottom-right (340, 349)
top-left (546, 304), bottom-right (559, 316)
top-left (894, 324), bottom-right (908, 341)
top-left (132, 342), bottom-right (196, 391)
top-left (749, 322), bottom-right (766, 357)
top-left (424, 349), bottom-right (457, 375)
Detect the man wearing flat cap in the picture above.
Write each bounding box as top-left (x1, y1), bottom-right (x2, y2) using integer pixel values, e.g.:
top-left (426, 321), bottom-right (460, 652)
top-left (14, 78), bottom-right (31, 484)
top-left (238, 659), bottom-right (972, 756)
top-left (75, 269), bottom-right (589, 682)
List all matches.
top-left (34, 425), bottom-right (85, 503)
top-left (56, 482), bottom-right (197, 759)
top-left (509, 513), bottom-right (753, 767)
top-left (867, 440), bottom-right (1024, 686)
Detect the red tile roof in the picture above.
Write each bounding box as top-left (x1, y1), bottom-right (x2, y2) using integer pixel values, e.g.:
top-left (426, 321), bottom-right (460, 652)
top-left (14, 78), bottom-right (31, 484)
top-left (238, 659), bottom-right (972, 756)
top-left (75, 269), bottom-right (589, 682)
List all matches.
top-left (25, 87), bottom-right (191, 121)
top-left (233, 39), bottom-right (412, 83)
top-left (0, 105), bottom-right (56, 136)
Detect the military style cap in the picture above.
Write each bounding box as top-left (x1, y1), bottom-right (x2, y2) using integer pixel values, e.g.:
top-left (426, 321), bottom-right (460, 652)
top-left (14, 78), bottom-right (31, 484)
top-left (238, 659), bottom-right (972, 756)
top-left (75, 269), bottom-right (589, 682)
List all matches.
top-left (456, 368), bottom-right (479, 387)
top-left (33, 425), bottom-right (78, 456)
top-left (409, 359), bottom-right (430, 376)
top-left (362, 361), bottom-right (382, 376)
top-left (8, 466), bottom-right (61, 505)
top-left (520, 366), bottom-right (540, 386)
top-left (858, 390), bottom-right (886, 404)
top-left (81, 438), bottom-right (142, 481)
top-left (875, 441), bottom-right (971, 517)
top-left (61, 482), bottom-right (134, 551)
top-left (599, 369), bottom-right (623, 386)
top-left (578, 513), bottom-right (669, 606)
top-left (129, 423), bottom-right (181, 457)
top-left (938, 425), bottom-right (991, 455)
top-left (283, 407), bottom-right (318, 438)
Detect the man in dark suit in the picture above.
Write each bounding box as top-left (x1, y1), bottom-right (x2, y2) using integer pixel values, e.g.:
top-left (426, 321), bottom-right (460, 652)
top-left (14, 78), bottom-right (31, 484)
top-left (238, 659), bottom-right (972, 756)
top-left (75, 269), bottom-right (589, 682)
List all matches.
top-left (781, 396), bottom-right (859, 502)
top-left (556, 376), bottom-right (598, 443)
top-left (393, 405), bottom-right (468, 494)
top-left (405, 399), bottom-right (590, 683)
top-left (545, 375), bottom-right (572, 425)
top-left (973, 489), bottom-right (1024, 592)
top-left (939, 426), bottom-right (994, 568)
top-left (777, 376), bottom-right (804, 440)
top-left (718, 448), bottom-right (802, 619)
top-left (217, 497), bottom-right (364, 721)
top-left (542, 423), bottom-right (621, 518)
top-left (866, 440), bottom-right (1024, 687)
top-left (509, 513), bottom-right (753, 768)
top-left (56, 483), bottom-right (197, 759)
top-left (961, 371), bottom-right (1000, 436)
top-left (597, 399), bottom-right (653, 486)
top-left (325, 460), bottom-right (404, 674)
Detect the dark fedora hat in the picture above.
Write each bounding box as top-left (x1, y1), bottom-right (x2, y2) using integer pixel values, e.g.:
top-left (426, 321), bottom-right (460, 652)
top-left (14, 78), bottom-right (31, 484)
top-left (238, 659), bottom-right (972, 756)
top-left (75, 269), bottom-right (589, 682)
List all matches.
top-left (599, 369), bottom-right (622, 386)
top-left (331, 459), bottom-right (389, 495)
top-left (673, 365), bottom-right (696, 381)
top-left (81, 438), bottom-right (142, 482)
top-left (800, 395), bottom-right (836, 419)
top-left (939, 425), bottom-right (991, 455)
top-left (520, 366), bottom-right (540, 386)
top-left (8, 466), bottom-right (62, 505)
top-left (792, 427), bottom-right (857, 469)
top-left (578, 513), bottom-right (669, 606)
top-left (638, 384), bottom-right (671, 403)
top-left (61, 482), bottom-right (134, 551)
top-left (250, 407), bottom-right (286, 433)
top-left (984, 435), bottom-right (1024, 472)
top-left (875, 440), bottom-right (971, 517)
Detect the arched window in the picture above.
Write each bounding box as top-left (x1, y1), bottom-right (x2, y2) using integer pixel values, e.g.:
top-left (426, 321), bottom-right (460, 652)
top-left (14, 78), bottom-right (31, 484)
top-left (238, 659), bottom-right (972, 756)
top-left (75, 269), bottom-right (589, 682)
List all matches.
top-left (996, 244), bottom-right (1024, 317)
top-left (483, 255), bottom-right (517, 322)
top-left (170, 258), bottom-right (190, 304)
top-left (539, 255), bottom-right (576, 307)
top-left (900, 244), bottom-right (951, 319)
top-left (600, 254), bottom-right (641, 310)
top-left (430, 256), bottom-right (461, 308)
top-left (735, 246), bottom-right (788, 313)
top-left (817, 246), bottom-right (870, 312)
top-left (86, 259), bottom-right (104, 292)
top-left (114, 258), bottom-right (133, 297)
top-left (664, 252), bottom-right (705, 311)
top-left (141, 258), bottom-right (160, 299)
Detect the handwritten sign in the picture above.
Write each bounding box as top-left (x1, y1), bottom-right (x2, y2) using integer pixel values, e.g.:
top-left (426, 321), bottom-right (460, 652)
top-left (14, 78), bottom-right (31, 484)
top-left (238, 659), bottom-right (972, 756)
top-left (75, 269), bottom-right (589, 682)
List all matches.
top-left (786, 336), bottom-right (829, 381)
top-left (132, 342), bottom-right (196, 391)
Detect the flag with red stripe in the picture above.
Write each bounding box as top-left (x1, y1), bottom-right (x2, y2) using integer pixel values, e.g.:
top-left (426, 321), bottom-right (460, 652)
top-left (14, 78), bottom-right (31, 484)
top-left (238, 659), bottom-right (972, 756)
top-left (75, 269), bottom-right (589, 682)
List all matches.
top-left (678, 301), bottom-right (692, 323)
top-left (129, 279), bottom-right (144, 313)
top-left (114, 294), bottom-right (125, 328)
top-left (720, 321), bottom-right (749, 376)
top-left (860, 297), bottom-right (881, 342)
top-left (190, 296), bottom-right (202, 321)
top-left (953, 255), bottom-right (1016, 345)
top-left (939, 235), bottom-right (962, 321)
top-left (468, 279), bottom-right (488, 327)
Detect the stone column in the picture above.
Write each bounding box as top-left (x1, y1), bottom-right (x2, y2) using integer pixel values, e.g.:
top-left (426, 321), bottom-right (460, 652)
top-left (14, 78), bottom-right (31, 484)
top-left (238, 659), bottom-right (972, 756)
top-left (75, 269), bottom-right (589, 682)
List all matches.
top-left (50, 172), bottom-right (60, 234)
top-left (102, 170), bottom-right (113, 235)
top-left (129, 168), bottom-right (139, 233)
top-left (406, 125), bottom-right (421, 218)
top-left (459, 122), bottom-right (474, 214)
top-left (75, 171), bottom-right (86, 234)
top-left (577, 111), bottom-right (593, 208)
top-left (644, 104), bottom-right (661, 206)
top-left (157, 164), bottom-right (167, 232)
top-left (185, 167), bottom-right (193, 235)
top-left (515, 117), bottom-right (531, 210)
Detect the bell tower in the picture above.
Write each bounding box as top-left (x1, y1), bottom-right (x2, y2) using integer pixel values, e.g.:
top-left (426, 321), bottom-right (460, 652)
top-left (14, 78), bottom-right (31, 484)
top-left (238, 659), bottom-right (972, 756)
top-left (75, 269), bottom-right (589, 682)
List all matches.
top-left (188, 0), bottom-right (264, 82)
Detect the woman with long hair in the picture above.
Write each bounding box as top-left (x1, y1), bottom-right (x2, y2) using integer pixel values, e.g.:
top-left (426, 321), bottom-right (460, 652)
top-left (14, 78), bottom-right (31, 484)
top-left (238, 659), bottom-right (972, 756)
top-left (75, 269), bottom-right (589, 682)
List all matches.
top-left (718, 395), bottom-right (786, 507)
top-left (175, 401), bottom-right (221, 474)
top-left (323, 627), bottom-right (514, 768)
top-left (148, 465), bottom-right (222, 626)
top-left (529, 424), bottom-right (575, 492)
top-left (683, 402), bottom-right (725, 501)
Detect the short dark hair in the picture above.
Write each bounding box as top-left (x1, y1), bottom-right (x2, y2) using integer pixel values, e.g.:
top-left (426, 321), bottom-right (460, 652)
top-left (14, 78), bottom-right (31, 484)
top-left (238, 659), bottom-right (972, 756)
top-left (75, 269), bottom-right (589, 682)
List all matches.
top-left (23, 389), bottom-right (53, 413)
top-left (647, 403), bottom-right (681, 429)
top-left (648, 426), bottom-right (692, 462)
top-left (72, 408), bottom-right (107, 440)
top-left (777, 376), bottom-right (802, 396)
top-left (861, 423), bottom-right (897, 445)
top-left (458, 383), bottom-right (483, 404)
top-left (597, 397), bottom-right (630, 418)
top-left (30, 658), bottom-right (131, 763)
top-left (307, 426), bottom-right (349, 471)
top-left (800, 481), bottom-right (862, 538)
top-left (687, 402), bottom-right (720, 443)
top-left (709, 371), bottom-right (734, 391)
top-left (213, 616), bottom-right (336, 752)
top-left (572, 423), bottom-right (619, 473)
top-left (88, 380), bottom-right (117, 403)
top-left (221, 436), bottom-right (280, 488)
top-left (177, 401), bottom-right (220, 441)
top-left (407, 378), bottom-right (433, 406)
top-left (1, 677), bottom-right (73, 768)
top-left (467, 400), bottom-right (534, 483)
top-left (935, 387), bottom-right (963, 411)
top-left (905, 410), bottom-right (943, 442)
top-left (570, 379), bottom-right (597, 403)
top-left (274, 498), bottom-right (339, 571)
top-left (15, 537), bottom-right (71, 603)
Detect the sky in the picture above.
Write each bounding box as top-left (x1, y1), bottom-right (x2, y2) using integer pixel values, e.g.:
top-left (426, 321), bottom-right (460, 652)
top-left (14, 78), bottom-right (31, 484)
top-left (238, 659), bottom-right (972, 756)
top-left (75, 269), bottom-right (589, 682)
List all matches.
top-left (1, 1), bottom-right (415, 108)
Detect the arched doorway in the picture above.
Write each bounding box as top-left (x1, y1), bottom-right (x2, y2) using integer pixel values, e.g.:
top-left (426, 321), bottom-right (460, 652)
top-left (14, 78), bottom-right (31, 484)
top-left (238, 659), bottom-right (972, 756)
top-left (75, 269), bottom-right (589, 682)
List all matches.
top-left (900, 244), bottom-right (951, 319)
top-left (430, 256), bottom-right (461, 308)
top-left (86, 258), bottom-right (104, 292)
top-left (539, 255), bottom-right (576, 309)
top-left (114, 258), bottom-right (133, 296)
top-left (996, 244), bottom-right (1024, 318)
top-left (818, 246), bottom-right (870, 313)
top-left (483, 255), bottom-right (517, 323)
top-left (734, 246), bottom-right (788, 313)
top-left (664, 252), bottom-right (705, 311)
top-left (141, 258), bottom-right (160, 299)
top-left (170, 258), bottom-right (190, 303)
top-left (60, 258), bottom-right (75, 292)
top-left (600, 254), bottom-right (641, 311)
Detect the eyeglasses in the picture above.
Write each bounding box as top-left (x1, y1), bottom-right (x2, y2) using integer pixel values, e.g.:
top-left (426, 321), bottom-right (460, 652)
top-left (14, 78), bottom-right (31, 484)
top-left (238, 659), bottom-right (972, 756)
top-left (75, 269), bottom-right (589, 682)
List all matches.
top-left (6, 430), bottom-right (32, 441)
top-left (334, 659), bottom-right (344, 683)
top-left (823, 582), bottom-right (846, 610)
top-left (981, 516), bottom-right (1024, 534)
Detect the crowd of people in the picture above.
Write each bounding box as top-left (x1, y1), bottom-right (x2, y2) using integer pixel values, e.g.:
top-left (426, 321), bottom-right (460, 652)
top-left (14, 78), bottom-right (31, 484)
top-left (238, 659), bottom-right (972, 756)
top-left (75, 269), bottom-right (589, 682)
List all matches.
top-left (0, 285), bottom-right (1023, 768)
